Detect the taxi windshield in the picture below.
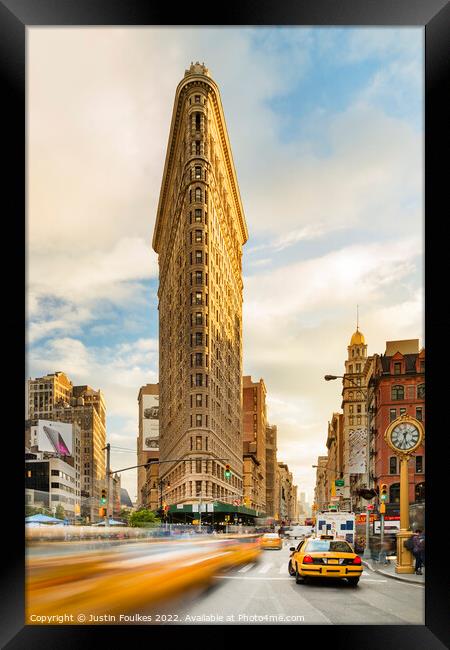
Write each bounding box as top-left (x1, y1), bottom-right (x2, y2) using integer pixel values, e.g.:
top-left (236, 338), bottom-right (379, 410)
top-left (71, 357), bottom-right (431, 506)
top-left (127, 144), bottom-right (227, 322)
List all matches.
top-left (306, 540), bottom-right (353, 553)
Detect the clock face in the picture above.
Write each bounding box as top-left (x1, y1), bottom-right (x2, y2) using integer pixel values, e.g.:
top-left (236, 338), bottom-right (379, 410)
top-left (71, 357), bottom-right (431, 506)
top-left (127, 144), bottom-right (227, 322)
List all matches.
top-left (390, 422), bottom-right (420, 451)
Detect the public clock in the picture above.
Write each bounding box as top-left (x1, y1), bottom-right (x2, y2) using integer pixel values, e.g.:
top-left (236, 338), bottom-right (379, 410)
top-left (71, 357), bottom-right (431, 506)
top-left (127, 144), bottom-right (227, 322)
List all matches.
top-left (384, 416), bottom-right (424, 456)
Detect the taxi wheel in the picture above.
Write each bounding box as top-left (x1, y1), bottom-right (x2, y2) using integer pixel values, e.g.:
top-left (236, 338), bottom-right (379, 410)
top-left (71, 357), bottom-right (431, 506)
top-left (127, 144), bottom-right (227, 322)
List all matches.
top-left (288, 560), bottom-right (296, 576)
top-left (295, 565), bottom-right (305, 584)
top-left (347, 577), bottom-right (360, 587)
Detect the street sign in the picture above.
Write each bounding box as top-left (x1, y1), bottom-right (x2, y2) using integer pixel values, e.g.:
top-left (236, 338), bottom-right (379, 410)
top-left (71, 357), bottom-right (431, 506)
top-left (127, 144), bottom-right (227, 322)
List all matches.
top-left (328, 504), bottom-right (338, 511)
top-left (335, 479), bottom-right (345, 487)
top-left (367, 504), bottom-right (374, 511)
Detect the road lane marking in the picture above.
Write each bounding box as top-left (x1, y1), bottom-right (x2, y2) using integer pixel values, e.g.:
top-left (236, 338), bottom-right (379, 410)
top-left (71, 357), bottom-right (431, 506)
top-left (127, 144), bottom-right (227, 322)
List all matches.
top-left (258, 563), bottom-right (273, 574)
top-left (215, 575), bottom-right (292, 580)
top-left (238, 563), bottom-right (255, 573)
top-left (361, 578), bottom-right (388, 582)
top-left (279, 564), bottom-right (288, 574)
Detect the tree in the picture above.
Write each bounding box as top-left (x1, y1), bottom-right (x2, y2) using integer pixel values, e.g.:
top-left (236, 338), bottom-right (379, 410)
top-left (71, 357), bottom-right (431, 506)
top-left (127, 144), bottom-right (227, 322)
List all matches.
top-left (129, 509), bottom-right (161, 527)
top-left (118, 508), bottom-right (131, 523)
top-left (55, 504), bottom-right (65, 520)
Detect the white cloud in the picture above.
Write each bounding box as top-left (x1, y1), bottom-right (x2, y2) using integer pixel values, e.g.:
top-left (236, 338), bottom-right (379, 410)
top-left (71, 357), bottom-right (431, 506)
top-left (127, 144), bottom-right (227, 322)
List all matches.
top-left (28, 336), bottom-right (159, 419)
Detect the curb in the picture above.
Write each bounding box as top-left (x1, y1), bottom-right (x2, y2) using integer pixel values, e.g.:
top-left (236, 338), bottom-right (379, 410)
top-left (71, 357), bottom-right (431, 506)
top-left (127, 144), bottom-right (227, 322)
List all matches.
top-left (362, 560), bottom-right (425, 586)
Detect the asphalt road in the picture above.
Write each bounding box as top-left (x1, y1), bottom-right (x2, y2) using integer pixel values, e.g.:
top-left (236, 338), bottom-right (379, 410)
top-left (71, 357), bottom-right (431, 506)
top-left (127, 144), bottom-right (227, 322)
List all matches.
top-left (155, 540), bottom-right (425, 625)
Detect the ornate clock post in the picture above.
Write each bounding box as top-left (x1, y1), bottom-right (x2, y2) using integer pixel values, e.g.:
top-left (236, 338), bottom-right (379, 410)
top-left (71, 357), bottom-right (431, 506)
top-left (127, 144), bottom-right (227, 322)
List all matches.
top-left (384, 415), bottom-right (424, 574)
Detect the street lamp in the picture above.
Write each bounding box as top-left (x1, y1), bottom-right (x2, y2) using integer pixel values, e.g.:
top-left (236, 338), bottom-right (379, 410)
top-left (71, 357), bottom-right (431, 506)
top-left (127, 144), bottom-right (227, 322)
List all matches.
top-left (324, 373), bottom-right (372, 560)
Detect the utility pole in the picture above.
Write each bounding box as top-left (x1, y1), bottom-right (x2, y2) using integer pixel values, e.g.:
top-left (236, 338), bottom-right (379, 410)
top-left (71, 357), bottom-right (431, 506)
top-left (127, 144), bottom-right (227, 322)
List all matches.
top-left (105, 443), bottom-right (111, 526)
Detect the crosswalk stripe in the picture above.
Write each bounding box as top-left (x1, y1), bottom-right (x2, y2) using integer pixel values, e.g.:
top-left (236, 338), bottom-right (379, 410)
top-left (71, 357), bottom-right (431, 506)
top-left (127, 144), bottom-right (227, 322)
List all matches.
top-left (258, 563), bottom-right (273, 574)
top-left (238, 563), bottom-right (255, 573)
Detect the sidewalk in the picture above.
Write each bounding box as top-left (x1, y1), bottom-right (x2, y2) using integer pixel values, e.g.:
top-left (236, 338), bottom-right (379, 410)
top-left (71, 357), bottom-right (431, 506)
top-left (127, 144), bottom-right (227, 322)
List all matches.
top-left (362, 558), bottom-right (425, 585)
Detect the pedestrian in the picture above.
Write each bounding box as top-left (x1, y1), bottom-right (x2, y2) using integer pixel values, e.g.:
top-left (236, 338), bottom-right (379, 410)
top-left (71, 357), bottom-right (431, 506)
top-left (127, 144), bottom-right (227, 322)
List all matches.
top-left (412, 529), bottom-right (425, 575)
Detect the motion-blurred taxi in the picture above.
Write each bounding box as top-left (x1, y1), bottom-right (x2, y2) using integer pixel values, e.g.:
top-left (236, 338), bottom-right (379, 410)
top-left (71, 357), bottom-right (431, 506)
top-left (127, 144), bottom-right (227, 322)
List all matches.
top-left (289, 535), bottom-right (362, 586)
top-left (261, 533), bottom-right (283, 550)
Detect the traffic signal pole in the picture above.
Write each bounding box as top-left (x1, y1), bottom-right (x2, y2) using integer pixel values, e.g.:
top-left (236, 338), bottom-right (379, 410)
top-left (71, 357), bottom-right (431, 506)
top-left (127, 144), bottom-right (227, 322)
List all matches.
top-left (106, 443), bottom-right (111, 525)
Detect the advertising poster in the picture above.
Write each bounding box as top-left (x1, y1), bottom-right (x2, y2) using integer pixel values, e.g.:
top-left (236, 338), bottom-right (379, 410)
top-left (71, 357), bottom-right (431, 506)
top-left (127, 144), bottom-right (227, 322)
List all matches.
top-left (142, 394), bottom-right (159, 451)
top-left (37, 420), bottom-right (73, 456)
top-left (348, 427), bottom-right (367, 474)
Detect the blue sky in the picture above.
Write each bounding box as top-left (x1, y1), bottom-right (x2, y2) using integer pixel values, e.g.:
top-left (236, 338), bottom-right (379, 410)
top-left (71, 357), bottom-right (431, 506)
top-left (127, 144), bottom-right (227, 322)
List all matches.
top-left (27, 27), bottom-right (424, 502)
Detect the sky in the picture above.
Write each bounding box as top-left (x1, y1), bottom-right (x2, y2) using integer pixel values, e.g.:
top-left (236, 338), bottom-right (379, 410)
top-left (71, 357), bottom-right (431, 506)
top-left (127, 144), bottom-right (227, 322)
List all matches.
top-left (27, 27), bottom-right (424, 504)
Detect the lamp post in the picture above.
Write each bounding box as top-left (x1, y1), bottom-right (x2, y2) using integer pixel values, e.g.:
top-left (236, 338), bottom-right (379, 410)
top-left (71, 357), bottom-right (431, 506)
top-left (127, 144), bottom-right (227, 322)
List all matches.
top-left (324, 374), bottom-right (372, 560)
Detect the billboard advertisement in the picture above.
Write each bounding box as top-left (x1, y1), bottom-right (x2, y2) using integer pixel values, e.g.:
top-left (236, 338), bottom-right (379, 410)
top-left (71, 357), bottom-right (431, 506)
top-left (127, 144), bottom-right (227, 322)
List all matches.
top-left (348, 427), bottom-right (367, 474)
top-left (142, 394), bottom-right (159, 451)
top-left (36, 420), bottom-right (73, 456)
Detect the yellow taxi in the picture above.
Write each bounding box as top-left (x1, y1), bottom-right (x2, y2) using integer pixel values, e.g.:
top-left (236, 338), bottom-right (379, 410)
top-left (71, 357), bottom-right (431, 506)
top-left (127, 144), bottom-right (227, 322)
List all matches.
top-left (260, 532), bottom-right (283, 550)
top-left (289, 535), bottom-right (362, 586)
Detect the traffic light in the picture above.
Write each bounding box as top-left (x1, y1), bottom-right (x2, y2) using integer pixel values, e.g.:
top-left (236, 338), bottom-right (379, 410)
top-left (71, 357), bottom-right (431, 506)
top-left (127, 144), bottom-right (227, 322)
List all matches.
top-left (380, 484), bottom-right (388, 501)
top-left (224, 464), bottom-right (231, 480)
top-left (99, 507), bottom-right (107, 517)
top-left (101, 488), bottom-right (107, 504)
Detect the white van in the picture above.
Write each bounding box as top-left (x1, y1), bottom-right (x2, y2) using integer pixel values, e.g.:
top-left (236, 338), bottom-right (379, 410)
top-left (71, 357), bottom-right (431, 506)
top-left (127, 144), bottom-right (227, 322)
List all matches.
top-left (285, 525), bottom-right (313, 540)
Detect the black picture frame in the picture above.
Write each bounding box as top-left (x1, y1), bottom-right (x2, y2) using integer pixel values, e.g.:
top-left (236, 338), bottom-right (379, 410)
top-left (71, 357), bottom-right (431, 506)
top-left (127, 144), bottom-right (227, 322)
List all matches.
top-left (2, 0), bottom-right (449, 647)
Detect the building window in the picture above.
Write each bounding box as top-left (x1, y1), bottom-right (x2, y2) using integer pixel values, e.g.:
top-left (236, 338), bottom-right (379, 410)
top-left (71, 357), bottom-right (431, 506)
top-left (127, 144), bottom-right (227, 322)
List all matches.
top-left (195, 271), bottom-right (203, 284)
top-left (195, 312), bottom-right (202, 325)
top-left (195, 292), bottom-right (202, 305)
top-left (195, 113), bottom-right (201, 131)
top-left (389, 408), bottom-right (397, 422)
top-left (390, 483), bottom-right (400, 503)
top-left (194, 209), bottom-right (202, 222)
top-left (416, 407), bottom-right (423, 421)
top-left (356, 363), bottom-right (361, 373)
top-left (415, 482), bottom-right (425, 502)
top-left (349, 405), bottom-right (354, 413)
top-left (394, 362), bottom-right (402, 375)
top-left (420, 360), bottom-right (425, 372)
top-left (195, 480), bottom-right (202, 495)
top-left (196, 436), bottom-right (202, 451)
top-left (195, 141), bottom-right (200, 155)
top-left (389, 456), bottom-right (398, 474)
top-left (196, 394), bottom-right (202, 407)
top-left (195, 353), bottom-right (203, 367)
top-left (399, 408), bottom-right (406, 416)
top-left (196, 414), bottom-right (202, 427)
top-left (194, 95), bottom-right (200, 103)
top-left (195, 230), bottom-right (202, 243)
top-left (348, 365), bottom-right (353, 373)
top-left (357, 415), bottom-right (361, 425)
top-left (195, 188), bottom-right (202, 202)
top-left (417, 384), bottom-right (425, 399)
top-left (391, 385), bottom-right (404, 400)
top-left (195, 251), bottom-right (203, 264)
top-left (195, 332), bottom-right (203, 345)
top-left (195, 373), bottom-right (203, 387)
top-left (349, 416), bottom-right (354, 425)
top-left (415, 456), bottom-right (423, 473)
top-left (357, 404), bottom-right (361, 413)
top-left (195, 166), bottom-right (201, 179)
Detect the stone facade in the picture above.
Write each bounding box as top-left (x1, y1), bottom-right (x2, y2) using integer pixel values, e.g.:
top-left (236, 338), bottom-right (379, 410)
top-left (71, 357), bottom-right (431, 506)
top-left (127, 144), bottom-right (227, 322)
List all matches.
top-left (152, 63), bottom-right (248, 506)
top-left (137, 383), bottom-right (159, 508)
top-left (265, 424), bottom-right (278, 518)
top-left (242, 376), bottom-right (267, 513)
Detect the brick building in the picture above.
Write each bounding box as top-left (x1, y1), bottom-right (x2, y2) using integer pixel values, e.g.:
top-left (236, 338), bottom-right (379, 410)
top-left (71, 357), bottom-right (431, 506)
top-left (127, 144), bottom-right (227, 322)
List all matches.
top-left (373, 340), bottom-right (425, 504)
